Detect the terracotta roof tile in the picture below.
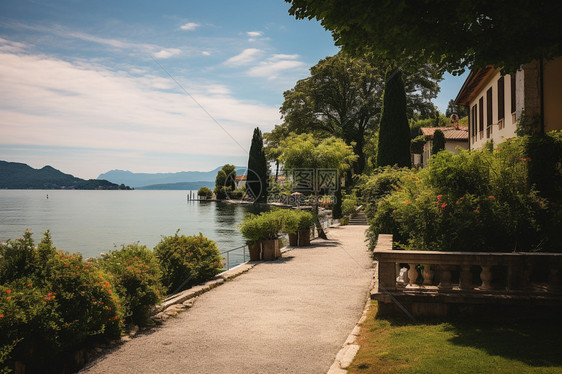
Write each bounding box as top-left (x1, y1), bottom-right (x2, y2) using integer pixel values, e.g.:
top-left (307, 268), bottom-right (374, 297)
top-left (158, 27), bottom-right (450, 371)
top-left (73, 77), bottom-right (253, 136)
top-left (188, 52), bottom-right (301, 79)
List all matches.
top-left (420, 126), bottom-right (468, 140)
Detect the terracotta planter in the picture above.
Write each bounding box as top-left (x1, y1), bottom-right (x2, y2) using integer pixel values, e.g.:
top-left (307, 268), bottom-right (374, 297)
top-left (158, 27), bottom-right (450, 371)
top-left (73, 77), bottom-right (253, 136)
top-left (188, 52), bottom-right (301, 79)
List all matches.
top-left (248, 242), bottom-right (261, 261)
top-left (261, 239), bottom-right (281, 260)
top-left (288, 233), bottom-right (298, 246)
top-left (297, 229), bottom-right (311, 247)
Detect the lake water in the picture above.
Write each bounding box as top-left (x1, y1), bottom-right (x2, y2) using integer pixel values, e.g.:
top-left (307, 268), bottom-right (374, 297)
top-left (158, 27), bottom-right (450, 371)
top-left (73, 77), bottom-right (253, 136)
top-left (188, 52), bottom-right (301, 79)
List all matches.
top-left (0, 190), bottom-right (264, 267)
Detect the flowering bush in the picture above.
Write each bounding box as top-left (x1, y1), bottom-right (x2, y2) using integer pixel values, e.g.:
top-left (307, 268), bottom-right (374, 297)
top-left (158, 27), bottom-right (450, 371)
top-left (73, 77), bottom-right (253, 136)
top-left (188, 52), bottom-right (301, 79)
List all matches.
top-left (96, 244), bottom-right (164, 326)
top-left (154, 232), bottom-right (223, 294)
top-left (0, 231), bottom-right (121, 372)
top-left (366, 134), bottom-right (560, 252)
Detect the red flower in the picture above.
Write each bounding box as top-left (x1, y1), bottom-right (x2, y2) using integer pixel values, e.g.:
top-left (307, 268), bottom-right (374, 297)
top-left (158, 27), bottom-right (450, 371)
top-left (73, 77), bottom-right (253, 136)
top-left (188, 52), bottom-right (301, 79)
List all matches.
top-left (474, 210), bottom-right (480, 213)
top-left (441, 203), bottom-right (447, 208)
top-left (488, 196), bottom-right (494, 199)
top-left (27, 283), bottom-right (32, 287)
top-left (114, 315), bottom-right (119, 320)
top-left (5, 289), bottom-right (11, 294)
top-left (0, 314), bottom-right (4, 318)
top-left (437, 195), bottom-right (443, 200)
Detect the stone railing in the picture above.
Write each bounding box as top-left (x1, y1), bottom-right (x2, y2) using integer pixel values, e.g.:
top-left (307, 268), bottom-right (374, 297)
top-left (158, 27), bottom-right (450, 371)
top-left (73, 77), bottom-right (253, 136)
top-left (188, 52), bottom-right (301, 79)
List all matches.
top-left (372, 234), bottom-right (562, 316)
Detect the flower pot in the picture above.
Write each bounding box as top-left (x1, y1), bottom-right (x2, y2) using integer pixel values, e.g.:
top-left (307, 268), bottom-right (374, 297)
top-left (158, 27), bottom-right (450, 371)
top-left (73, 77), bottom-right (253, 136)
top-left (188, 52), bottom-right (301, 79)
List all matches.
top-left (262, 239), bottom-right (281, 260)
top-left (297, 228), bottom-right (311, 247)
top-left (248, 242), bottom-right (261, 261)
top-left (288, 233), bottom-right (298, 246)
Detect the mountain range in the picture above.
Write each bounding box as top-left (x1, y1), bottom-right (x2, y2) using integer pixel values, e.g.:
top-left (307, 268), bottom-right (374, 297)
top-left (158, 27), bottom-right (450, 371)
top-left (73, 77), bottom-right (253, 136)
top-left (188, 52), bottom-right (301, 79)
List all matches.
top-left (98, 166), bottom-right (246, 189)
top-left (0, 161), bottom-right (130, 190)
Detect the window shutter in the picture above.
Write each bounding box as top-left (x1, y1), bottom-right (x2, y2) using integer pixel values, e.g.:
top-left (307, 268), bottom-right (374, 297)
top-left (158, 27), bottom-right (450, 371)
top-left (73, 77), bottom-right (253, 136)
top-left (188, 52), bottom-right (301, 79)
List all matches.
top-left (511, 74), bottom-right (517, 114)
top-left (498, 77), bottom-right (505, 121)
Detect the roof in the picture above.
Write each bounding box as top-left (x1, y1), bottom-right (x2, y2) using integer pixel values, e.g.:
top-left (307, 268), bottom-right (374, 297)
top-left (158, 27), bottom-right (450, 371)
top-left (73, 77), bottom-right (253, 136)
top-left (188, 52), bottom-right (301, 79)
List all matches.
top-left (235, 175), bottom-right (247, 181)
top-left (455, 66), bottom-right (497, 106)
top-left (420, 126), bottom-right (469, 141)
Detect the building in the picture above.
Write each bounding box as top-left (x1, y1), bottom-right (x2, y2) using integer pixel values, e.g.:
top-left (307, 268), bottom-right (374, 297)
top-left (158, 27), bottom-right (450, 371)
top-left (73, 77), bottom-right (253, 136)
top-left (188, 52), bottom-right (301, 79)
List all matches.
top-left (415, 124), bottom-right (469, 168)
top-left (235, 175), bottom-right (246, 189)
top-left (455, 57), bottom-right (562, 150)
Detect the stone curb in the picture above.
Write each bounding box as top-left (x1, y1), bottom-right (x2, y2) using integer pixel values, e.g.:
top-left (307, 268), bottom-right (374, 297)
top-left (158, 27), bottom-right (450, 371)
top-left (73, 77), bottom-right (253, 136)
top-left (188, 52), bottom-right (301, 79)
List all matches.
top-left (327, 270), bottom-right (375, 374)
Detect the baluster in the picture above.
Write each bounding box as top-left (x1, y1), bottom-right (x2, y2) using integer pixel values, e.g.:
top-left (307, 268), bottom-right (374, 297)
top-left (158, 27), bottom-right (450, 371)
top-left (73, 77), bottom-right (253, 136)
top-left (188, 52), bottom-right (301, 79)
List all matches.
top-left (438, 265), bottom-right (452, 289)
top-left (407, 263), bottom-right (418, 286)
top-left (421, 265), bottom-right (434, 285)
top-left (480, 265), bottom-right (493, 290)
top-left (459, 265), bottom-right (473, 290)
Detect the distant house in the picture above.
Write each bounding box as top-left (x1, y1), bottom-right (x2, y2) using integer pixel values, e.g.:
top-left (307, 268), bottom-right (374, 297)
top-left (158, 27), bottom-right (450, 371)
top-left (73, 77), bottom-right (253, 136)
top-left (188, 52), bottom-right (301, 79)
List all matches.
top-left (455, 57), bottom-right (562, 150)
top-left (416, 124), bottom-right (469, 168)
top-left (235, 175), bottom-right (247, 189)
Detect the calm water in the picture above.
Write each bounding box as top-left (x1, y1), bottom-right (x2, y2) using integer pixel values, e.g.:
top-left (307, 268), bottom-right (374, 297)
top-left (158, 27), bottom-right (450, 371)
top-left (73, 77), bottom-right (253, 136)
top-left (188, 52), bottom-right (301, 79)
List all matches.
top-left (0, 190), bottom-right (262, 266)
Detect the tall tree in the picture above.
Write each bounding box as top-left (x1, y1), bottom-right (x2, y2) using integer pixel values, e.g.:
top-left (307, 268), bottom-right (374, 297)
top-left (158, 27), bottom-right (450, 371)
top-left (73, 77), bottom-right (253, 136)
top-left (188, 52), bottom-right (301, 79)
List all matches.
top-left (445, 99), bottom-right (468, 118)
top-left (377, 70), bottom-right (412, 168)
top-left (221, 164), bottom-right (237, 191)
top-left (279, 134), bottom-right (357, 233)
top-left (287, 0), bottom-right (562, 74)
top-left (431, 130), bottom-right (446, 155)
top-left (247, 127), bottom-right (268, 203)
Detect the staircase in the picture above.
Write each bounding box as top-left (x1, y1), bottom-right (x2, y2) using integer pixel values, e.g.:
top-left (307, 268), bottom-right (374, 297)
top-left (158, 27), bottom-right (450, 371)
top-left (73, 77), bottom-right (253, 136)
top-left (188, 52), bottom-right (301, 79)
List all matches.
top-left (348, 212), bottom-right (368, 225)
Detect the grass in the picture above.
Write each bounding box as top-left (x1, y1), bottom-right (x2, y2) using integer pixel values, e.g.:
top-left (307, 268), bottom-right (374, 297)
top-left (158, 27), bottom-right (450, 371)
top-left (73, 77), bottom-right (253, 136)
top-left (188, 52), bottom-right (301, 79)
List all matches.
top-left (347, 301), bottom-right (562, 374)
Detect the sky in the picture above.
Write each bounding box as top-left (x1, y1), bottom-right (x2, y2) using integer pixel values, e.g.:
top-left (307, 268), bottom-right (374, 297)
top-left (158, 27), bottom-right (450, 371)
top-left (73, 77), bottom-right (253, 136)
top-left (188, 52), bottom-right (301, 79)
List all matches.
top-left (0, 0), bottom-right (467, 179)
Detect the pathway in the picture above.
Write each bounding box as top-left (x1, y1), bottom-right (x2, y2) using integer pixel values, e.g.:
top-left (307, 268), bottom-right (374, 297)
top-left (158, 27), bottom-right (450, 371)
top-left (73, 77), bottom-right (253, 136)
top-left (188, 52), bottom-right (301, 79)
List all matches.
top-left (82, 224), bottom-right (372, 374)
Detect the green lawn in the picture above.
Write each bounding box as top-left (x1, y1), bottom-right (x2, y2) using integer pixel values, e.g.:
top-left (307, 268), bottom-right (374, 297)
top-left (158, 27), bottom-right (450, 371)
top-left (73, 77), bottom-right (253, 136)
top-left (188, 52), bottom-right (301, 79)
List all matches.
top-left (348, 302), bottom-right (562, 374)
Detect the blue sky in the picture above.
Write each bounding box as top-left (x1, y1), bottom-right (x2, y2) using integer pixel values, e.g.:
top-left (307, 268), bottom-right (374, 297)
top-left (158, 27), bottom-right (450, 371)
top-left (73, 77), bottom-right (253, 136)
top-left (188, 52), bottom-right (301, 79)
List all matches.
top-left (0, 0), bottom-right (467, 179)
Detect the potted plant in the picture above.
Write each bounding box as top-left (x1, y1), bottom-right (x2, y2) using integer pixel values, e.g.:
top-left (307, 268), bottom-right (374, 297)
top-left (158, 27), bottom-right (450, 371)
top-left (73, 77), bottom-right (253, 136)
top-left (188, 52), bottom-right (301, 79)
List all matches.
top-left (296, 211), bottom-right (313, 247)
top-left (281, 209), bottom-right (300, 246)
top-left (239, 211), bottom-right (283, 261)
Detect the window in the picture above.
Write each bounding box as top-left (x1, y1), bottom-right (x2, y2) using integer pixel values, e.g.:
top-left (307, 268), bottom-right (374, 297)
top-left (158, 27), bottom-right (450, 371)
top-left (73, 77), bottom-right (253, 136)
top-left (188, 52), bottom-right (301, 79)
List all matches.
top-left (498, 77), bottom-right (505, 124)
top-left (471, 104), bottom-right (477, 139)
top-left (479, 97), bottom-right (484, 139)
top-left (486, 87), bottom-right (493, 138)
top-left (511, 74), bottom-right (517, 114)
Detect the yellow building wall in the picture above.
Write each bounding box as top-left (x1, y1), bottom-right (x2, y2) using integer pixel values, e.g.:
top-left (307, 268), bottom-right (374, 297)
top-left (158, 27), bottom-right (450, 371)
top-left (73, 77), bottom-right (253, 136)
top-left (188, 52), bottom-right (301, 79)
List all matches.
top-left (544, 56), bottom-right (562, 133)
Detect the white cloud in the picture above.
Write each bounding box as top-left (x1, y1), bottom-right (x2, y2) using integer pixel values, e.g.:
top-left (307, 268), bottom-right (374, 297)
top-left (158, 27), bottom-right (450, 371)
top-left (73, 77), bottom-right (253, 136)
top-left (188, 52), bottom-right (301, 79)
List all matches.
top-left (180, 22), bottom-right (200, 31)
top-left (0, 37), bottom-right (27, 53)
top-left (153, 48), bottom-right (181, 59)
top-left (247, 54), bottom-right (306, 79)
top-left (224, 48), bottom-right (262, 66)
top-left (0, 45), bottom-right (279, 177)
top-left (202, 51), bottom-right (211, 56)
top-left (247, 31), bottom-right (263, 37)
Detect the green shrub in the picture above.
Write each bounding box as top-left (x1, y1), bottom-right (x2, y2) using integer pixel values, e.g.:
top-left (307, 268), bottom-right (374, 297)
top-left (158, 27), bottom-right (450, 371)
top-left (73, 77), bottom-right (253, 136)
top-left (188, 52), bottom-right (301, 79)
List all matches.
top-left (96, 244), bottom-right (164, 326)
top-left (197, 187), bottom-right (212, 199)
top-left (0, 231), bottom-right (121, 372)
top-left (341, 196), bottom-right (357, 216)
top-left (360, 167), bottom-right (414, 220)
top-left (239, 210), bottom-right (284, 241)
top-left (296, 210), bottom-right (314, 230)
top-left (340, 216), bottom-right (350, 225)
top-left (154, 233), bottom-right (223, 294)
top-left (368, 142), bottom-right (558, 252)
top-left (279, 209), bottom-right (313, 234)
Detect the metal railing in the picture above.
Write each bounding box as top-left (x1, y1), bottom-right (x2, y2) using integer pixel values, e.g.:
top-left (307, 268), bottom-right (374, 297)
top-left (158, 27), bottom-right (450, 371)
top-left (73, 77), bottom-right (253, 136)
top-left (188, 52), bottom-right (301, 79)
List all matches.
top-left (220, 244), bottom-right (248, 271)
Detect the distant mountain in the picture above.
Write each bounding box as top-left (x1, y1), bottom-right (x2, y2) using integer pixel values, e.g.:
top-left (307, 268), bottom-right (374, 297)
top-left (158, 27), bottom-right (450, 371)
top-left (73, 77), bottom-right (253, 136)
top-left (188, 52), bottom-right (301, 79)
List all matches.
top-left (135, 181), bottom-right (215, 190)
top-left (0, 161), bottom-right (131, 190)
top-left (98, 166), bottom-right (246, 189)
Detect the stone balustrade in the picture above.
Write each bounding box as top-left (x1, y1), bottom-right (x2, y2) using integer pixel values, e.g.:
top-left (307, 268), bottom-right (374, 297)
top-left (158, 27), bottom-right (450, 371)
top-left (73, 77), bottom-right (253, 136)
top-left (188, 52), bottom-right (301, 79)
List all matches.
top-left (372, 234), bottom-right (562, 317)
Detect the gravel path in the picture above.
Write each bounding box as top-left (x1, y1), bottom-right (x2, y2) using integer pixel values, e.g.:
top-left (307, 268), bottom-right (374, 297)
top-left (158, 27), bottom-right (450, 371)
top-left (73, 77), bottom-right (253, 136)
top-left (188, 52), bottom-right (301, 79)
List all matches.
top-left (81, 225), bottom-right (372, 374)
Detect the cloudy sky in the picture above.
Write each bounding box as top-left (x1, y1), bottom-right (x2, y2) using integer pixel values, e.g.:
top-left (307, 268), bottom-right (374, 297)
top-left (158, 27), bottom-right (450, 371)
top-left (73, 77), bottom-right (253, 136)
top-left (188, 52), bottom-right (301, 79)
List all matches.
top-left (0, 0), bottom-right (467, 179)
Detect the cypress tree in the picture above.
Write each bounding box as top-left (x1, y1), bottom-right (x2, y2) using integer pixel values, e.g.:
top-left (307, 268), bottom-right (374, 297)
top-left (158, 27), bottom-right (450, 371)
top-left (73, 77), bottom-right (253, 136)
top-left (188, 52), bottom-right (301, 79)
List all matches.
top-left (431, 129), bottom-right (446, 155)
top-left (247, 127), bottom-right (269, 203)
top-left (376, 70), bottom-right (412, 168)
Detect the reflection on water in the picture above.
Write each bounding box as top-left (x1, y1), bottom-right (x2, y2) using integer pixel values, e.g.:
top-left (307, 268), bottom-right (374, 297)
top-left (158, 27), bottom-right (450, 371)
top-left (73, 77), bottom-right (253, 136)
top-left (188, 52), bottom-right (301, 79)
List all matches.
top-left (0, 190), bottom-right (269, 263)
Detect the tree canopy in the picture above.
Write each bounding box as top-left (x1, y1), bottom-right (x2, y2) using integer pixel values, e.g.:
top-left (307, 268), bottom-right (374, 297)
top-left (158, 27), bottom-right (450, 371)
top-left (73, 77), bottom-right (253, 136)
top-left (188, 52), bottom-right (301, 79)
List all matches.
top-left (432, 130), bottom-right (446, 155)
top-left (247, 127), bottom-right (268, 203)
top-left (287, 0), bottom-right (562, 74)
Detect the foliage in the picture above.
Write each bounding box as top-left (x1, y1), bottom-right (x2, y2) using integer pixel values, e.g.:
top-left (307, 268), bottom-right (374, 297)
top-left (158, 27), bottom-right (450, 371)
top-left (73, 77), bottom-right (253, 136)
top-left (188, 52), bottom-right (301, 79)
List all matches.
top-left (376, 70), bottom-right (411, 168)
top-left (214, 170), bottom-right (227, 200)
top-left (221, 164), bottom-right (237, 191)
top-left (366, 137), bottom-right (561, 252)
top-left (341, 196), bottom-right (358, 216)
top-left (197, 187), bottom-right (213, 199)
top-left (409, 112), bottom-right (450, 139)
top-left (287, 0), bottom-right (562, 74)
top-left (0, 231), bottom-right (121, 371)
top-left (239, 210), bottom-right (285, 241)
top-left (446, 99), bottom-right (468, 118)
top-left (247, 127), bottom-right (269, 203)
top-left (154, 233), bottom-right (223, 294)
top-left (96, 244), bottom-right (164, 326)
top-left (431, 130), bottom-right (446, 155)
top-left (278, 209), bottom-right (314, 234)
top-left (410, 135), bottom-right (427, 155)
